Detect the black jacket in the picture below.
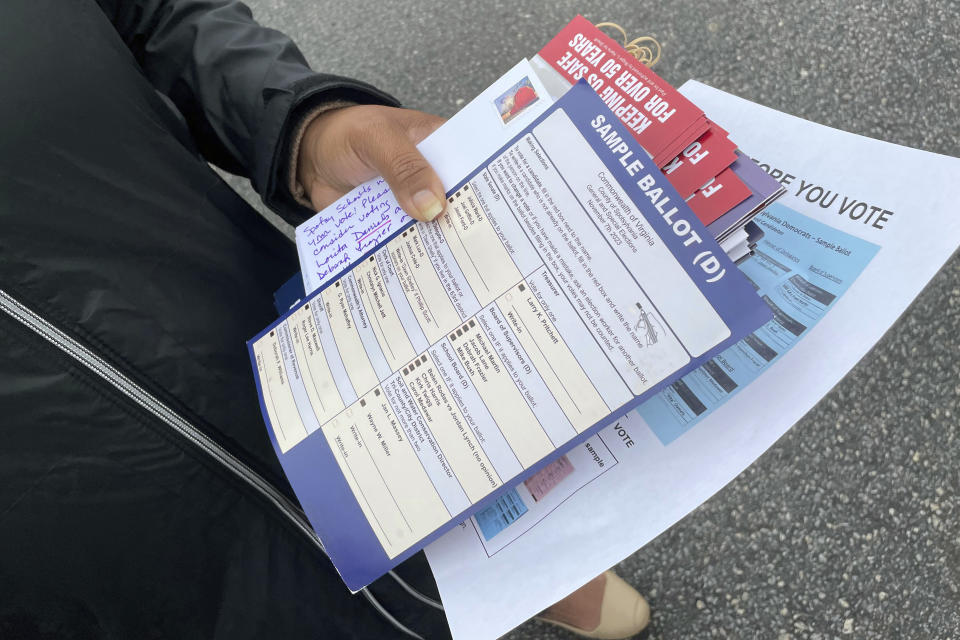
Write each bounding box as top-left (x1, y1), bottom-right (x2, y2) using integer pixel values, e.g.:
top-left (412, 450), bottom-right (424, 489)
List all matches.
top-left (0, 1), bottom-right (448, 638)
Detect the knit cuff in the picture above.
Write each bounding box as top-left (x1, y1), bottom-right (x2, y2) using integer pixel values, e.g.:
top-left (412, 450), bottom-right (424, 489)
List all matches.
top-left (287, 100), bottom-right (356, 209)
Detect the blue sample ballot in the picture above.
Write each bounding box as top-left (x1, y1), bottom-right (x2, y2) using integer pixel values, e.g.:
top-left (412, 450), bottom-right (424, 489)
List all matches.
top-left (248, 80), bottom-right (773, 591)
top-left (639, 203), bottom-right (880, 444)
top-left (475, 489), bottom-right (529, 541)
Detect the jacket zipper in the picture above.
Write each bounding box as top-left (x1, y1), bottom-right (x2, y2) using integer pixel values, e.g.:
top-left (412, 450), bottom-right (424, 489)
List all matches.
top-left (0, 287), bottom-right (437, 638)
top-left (0, 287), bottom-right (327, 549)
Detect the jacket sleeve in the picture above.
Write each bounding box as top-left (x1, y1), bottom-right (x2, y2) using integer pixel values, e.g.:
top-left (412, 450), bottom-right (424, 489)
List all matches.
top-left (95, 0), bottom-right (399, 223)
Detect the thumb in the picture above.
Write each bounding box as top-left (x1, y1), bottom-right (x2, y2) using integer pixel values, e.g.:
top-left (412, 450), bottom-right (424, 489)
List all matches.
top-left (358, 112), bottom-right (447, 222)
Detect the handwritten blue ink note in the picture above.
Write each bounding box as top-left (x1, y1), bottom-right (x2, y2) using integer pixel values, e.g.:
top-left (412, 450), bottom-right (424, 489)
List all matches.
top-left (295, 178), bottom-right (409, 293)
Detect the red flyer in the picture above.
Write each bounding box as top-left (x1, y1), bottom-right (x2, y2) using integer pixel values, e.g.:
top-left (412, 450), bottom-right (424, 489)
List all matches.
top-left (662, 124), bottom-right (739, 198)
top-left (685, 165), bottom-right (752, 225)
top-left (652, 114), bottom-right (709, 168)
top-left (538, 15), bottom-right (707, 159)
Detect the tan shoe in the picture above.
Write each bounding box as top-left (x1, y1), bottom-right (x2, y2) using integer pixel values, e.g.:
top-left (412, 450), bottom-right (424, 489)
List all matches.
top-left (536, 571), bottom-right (651, 639)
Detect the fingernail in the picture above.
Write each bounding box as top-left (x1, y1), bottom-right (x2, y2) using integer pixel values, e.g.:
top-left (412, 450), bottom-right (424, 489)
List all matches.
top-left (413, 190), bottom-right (444, 221)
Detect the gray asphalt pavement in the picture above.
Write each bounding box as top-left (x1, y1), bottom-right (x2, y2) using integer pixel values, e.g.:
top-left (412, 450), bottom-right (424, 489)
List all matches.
top-left (225, 1), bottom-right (960, 638)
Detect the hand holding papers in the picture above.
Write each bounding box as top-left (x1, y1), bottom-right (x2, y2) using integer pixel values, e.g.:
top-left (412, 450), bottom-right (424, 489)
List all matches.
top-left (294, 60), bottom-right (555, 295)
top-left (248, 80), bottom-right (770, 590)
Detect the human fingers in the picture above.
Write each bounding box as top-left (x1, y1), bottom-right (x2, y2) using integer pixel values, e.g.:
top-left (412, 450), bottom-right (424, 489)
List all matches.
top-left (350, 108), bottom-right (447, 221)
